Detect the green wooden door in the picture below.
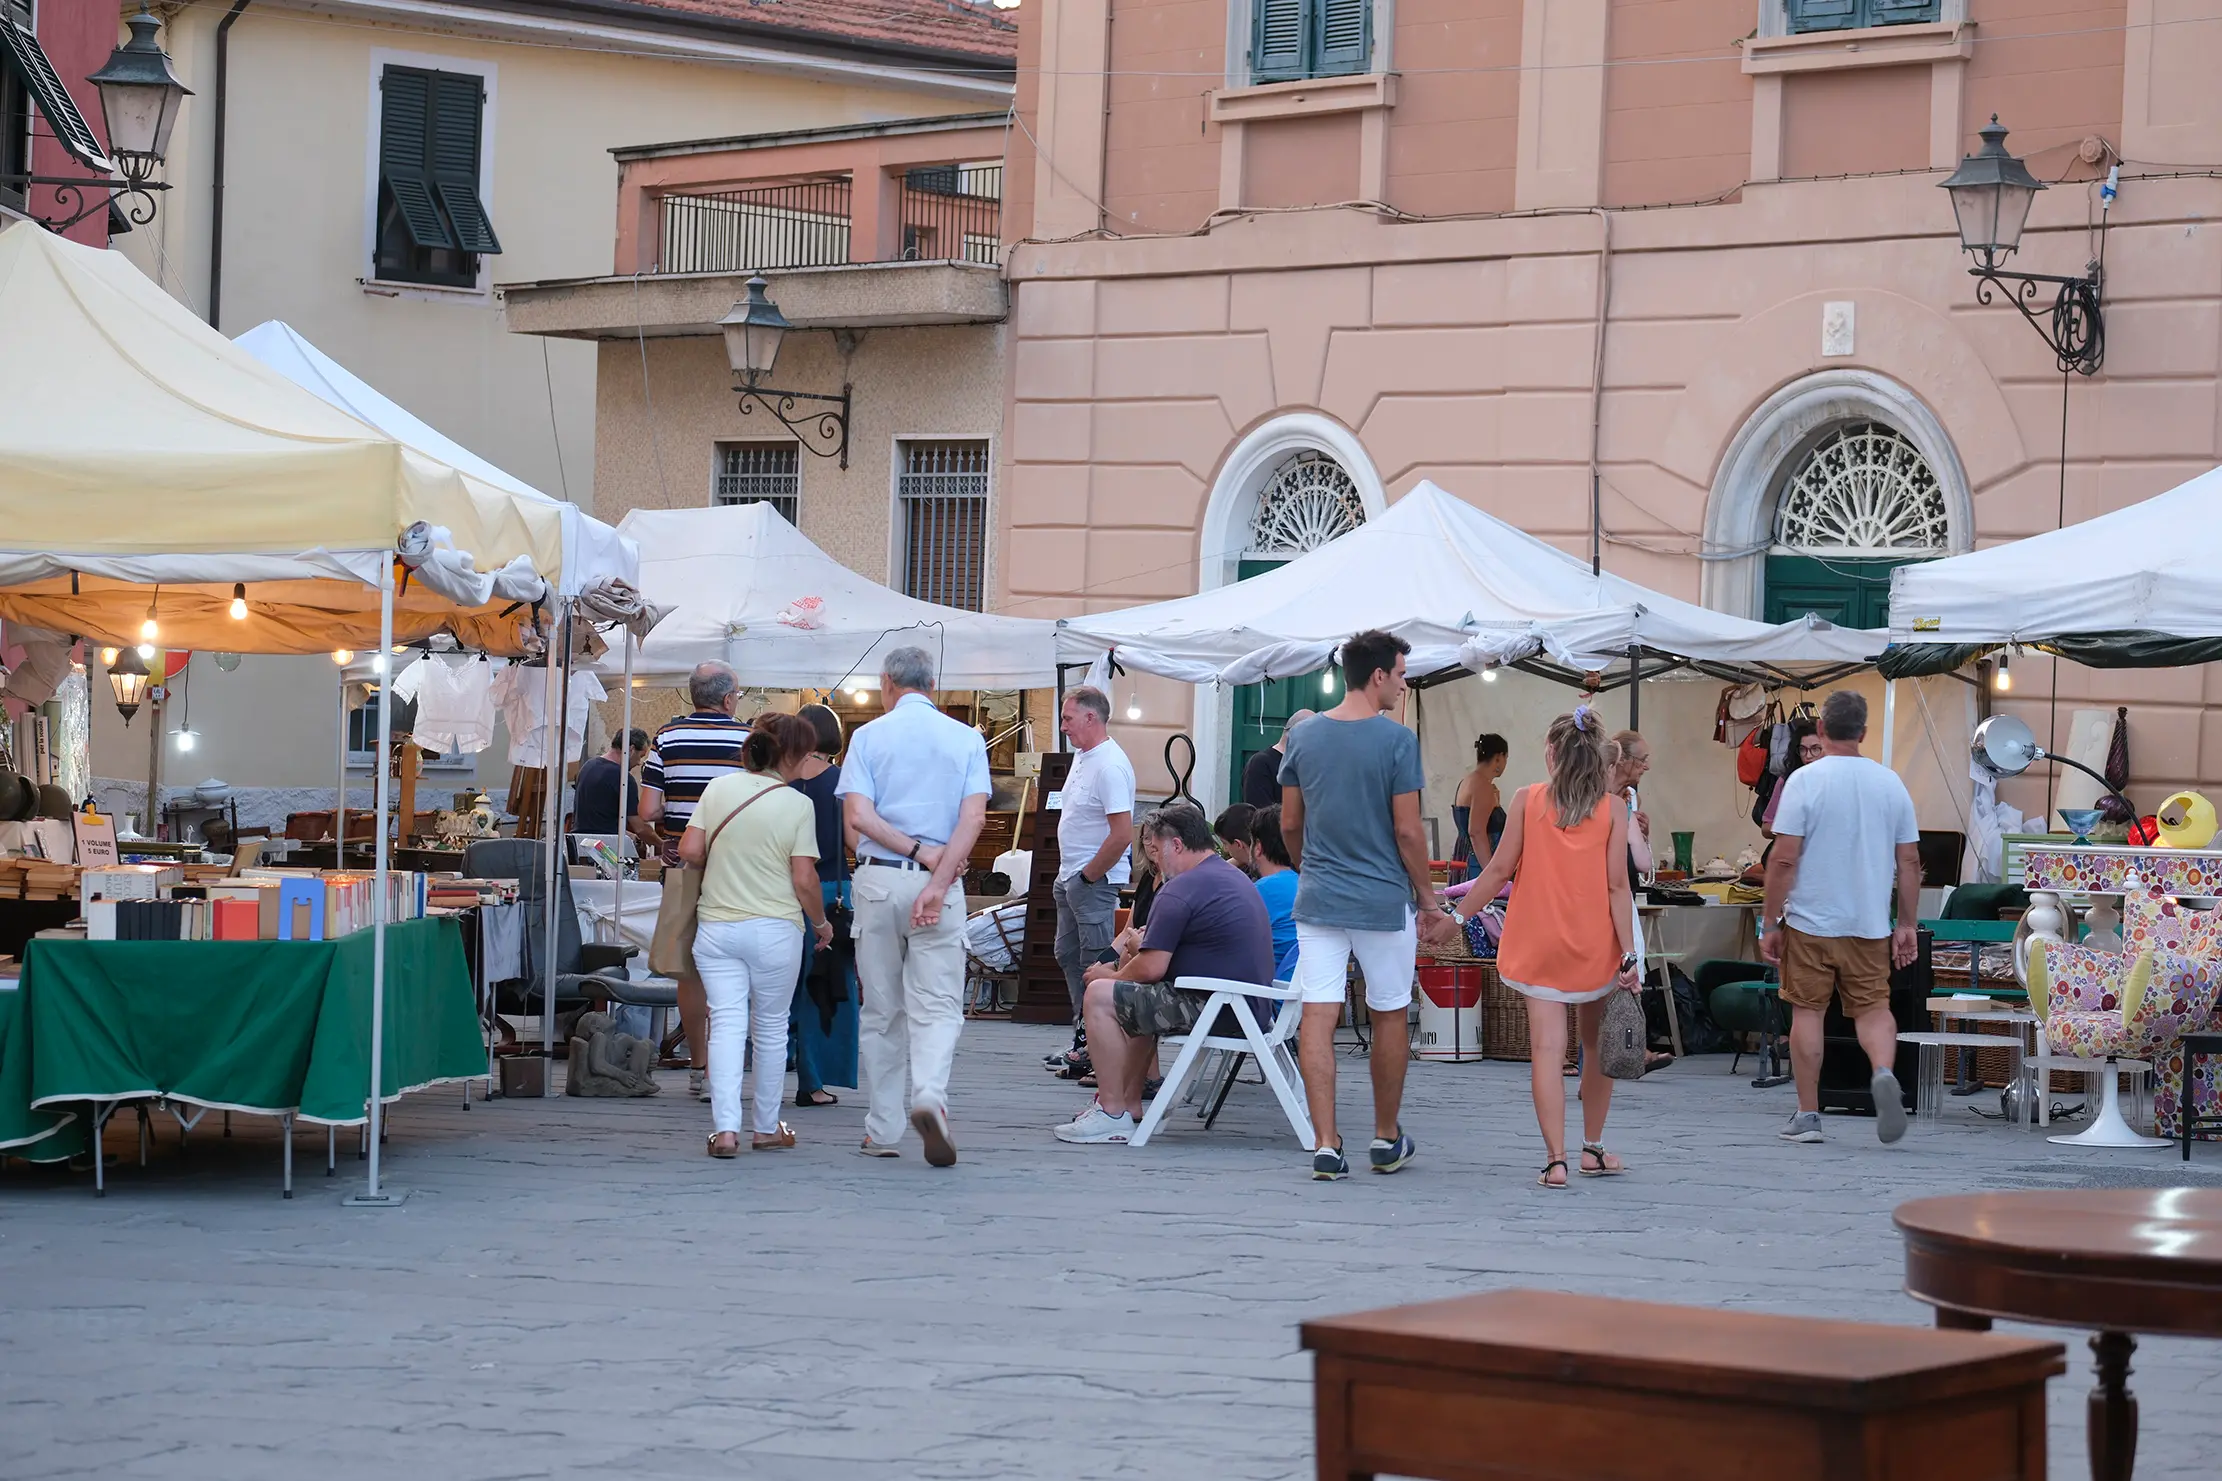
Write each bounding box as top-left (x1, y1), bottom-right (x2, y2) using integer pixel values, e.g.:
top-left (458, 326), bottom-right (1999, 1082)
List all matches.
top-left (1763, 554), bottom-right (1901, 629)
top-left (1229, 557), bottom-right (1338, 792)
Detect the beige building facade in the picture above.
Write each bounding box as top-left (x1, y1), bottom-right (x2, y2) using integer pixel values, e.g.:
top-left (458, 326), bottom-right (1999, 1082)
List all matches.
top-left (95, 0), bottom-right (1013, 824)
top-left (1000, 0), bottom-right (2222, 853)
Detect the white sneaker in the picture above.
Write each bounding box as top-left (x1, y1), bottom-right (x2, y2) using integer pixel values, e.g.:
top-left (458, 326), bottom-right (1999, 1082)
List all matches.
top-left (1053, 1101), bottom-right (1135, 1144)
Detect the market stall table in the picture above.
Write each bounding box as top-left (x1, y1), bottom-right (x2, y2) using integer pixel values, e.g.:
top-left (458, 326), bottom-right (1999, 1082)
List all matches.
top-left (0, 917), bottom-right (485, 1195)
top-left (1895, 1189), bottom-right (2222, 1481)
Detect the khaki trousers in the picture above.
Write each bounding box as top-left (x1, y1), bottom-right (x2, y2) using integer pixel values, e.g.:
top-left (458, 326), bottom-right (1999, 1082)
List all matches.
top-left (852, 865), bottom-right (967, 1147)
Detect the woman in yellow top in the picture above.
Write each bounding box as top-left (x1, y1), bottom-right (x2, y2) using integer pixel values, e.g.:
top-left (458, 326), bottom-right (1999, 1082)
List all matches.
top-left (679, 713), bottom-right (834, 1158)
top-left (1448, 708), bottom-right (1638, 1188)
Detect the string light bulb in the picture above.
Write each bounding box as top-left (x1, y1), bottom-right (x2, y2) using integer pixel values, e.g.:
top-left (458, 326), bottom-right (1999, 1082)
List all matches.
top-left (332, 649), bottom-right (354, 665)
top-left (140, 610), bottom-right (158, 644)
top-left (229, 583), bottom-right (248, 621)
top-left (135, 640), bottom-right (156, 662)
top-left (1125, 694), bottom-right (1142, 722)
top-left (1993, 649), bottom-right (2013, 693)
top-left (1481, 667), bottom-right (1499, 683)
top-left (173, 727), bottom-right (196, 753)
top-left (1320, 669), bottom-right (1336, 695)
top-left (98, 646), bottom-right (120, 667)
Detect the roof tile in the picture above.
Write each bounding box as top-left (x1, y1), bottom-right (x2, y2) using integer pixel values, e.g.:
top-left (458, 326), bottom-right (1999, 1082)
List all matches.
top-left (623, 0), bottom-right (1018, 64)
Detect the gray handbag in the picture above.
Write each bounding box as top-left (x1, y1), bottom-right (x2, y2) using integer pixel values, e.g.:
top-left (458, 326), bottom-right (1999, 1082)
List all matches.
top-left (1598, 987), bottom-right (1649, 1080)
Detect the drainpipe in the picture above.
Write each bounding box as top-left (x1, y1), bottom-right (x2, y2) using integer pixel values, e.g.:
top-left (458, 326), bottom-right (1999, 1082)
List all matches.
top-left (1587, 207), bottom-right (1613, 576)
top-left (206, 0), bottom-right (253, 329)
top-left (1097, 0), bottom-right (1113, 234)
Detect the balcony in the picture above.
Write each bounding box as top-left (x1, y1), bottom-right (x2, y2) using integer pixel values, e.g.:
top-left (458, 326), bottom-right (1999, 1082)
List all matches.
top-left (500, 113), bottom-right (1011, 341)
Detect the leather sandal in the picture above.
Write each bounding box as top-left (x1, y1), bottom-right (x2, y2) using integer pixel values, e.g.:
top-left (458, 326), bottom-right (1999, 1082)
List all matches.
top-left (1579, 1142), bottom-right (1626, 1177)
top-left (1536, 1158), bottom-right (1569, 1189)
top-left (752, 1122), bottom-right (797, 1151)
top-left (706, 1132), bottom-right (739, 1159)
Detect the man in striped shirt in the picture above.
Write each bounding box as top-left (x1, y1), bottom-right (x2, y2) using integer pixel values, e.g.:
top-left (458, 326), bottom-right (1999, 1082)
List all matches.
top-left (641, 661), bottom-right (749, 1099)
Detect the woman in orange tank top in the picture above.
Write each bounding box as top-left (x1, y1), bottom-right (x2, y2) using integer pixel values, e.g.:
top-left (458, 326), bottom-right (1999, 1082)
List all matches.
top-left (1443, 708), bottom-right (1638, 1188)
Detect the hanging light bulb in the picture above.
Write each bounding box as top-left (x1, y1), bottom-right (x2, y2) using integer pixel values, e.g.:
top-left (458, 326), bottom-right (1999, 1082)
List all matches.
top-left (332, 649), bottom-right (354, 665)
top-left (1321, 669), bottom-right (1336, 695)
top-left (1481, 667), bottom-right (1499, 683)
top-left (141, 613), bottom-right (158, 644)
top-left (98, 646), bottom-right (120, 667)
top-left (371, 654), bottom-right (389, 676)
top-left (173, 727), bottom-right (197, 753)
top-left (135, 640), bottom-right (156, 662)
top-left (1993, 648), bottom-right (2013, 693)
top-left (1125, 694), bottom-right (1142, 721)
top-left (229, 583), bottom-right (249, 621)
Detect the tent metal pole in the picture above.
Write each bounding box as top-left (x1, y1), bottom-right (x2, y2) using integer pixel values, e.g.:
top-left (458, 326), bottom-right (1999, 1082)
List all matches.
top-left (615, 626), bottom-right (633, 943)
top-left (335, 666), bottom-right (347, 863)
top-left (540, 605), bottom-right (569, 1071)
top-left (346, 569), bottom-right (403, 1207)
top-left (1627, 645), bottom-right (1641, 731)
top-left (1882, 678), bottom-right (1898, 770)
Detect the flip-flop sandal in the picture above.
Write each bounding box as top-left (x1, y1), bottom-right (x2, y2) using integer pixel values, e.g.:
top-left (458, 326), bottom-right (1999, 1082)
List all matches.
top-left (752, 1123), bottom-right (797, 1151)
top-left (1536, 1158), bottom-right (1569, 1189)
top-left (706, 1133), bottom-right (739, 1160)
top-left (795, 1090), bottom-right (839, 1108)
top-left (1578, 1143), bottom-right (1627, 1177)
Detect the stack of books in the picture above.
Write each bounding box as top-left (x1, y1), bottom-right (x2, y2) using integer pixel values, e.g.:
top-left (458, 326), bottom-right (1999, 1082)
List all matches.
top-left (80, 864), bottom-right (184, 906)
top-left (88, 897), bottom-right (223, 941)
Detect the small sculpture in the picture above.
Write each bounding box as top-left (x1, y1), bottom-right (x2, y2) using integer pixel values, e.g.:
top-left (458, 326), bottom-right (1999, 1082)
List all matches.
top-left (2155, 791), bottom-right (2219, 850)
top-left (565, 1011), bottom-right (660, 1097)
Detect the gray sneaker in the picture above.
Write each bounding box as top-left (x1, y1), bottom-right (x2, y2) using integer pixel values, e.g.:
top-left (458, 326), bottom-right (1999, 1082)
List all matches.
top-left (1778, 1111), bottom-right (1824, 1143)
top-left (1872, 1069), bottom-right (1908, 1144)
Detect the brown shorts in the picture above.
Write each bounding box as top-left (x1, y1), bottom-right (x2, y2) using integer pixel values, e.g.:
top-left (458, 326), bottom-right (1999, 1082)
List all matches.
top-left (1779, 926), bottom-right (1892, 1015)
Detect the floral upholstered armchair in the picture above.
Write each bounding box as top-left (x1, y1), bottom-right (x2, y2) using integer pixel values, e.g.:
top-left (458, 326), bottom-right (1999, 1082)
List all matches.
top-left (2028, 886), bottom-right (2222, 1137)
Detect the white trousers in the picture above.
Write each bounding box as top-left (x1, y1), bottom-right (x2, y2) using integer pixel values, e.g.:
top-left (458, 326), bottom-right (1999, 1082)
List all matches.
top-left (695, 916), bottom-right (805, 1136)
top-left (852, 866), bottom-right (966, 1147)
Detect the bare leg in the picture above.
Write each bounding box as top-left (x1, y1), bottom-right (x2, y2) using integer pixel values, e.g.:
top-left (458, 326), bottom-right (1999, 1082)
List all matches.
top-left (1299, 1003), bottom-right (1341, 1151)
top-left (1369, 1007), bottom-right (1410, 1141)
top-left (1526, 997), bottom-right (1568, 1183)
top-left (1852, 1005), bottom-right (1900, 1076)
top-left (1576, 998), bottom-right (1616, 1148)
top-left (1789, 1004), bottom-right (1827, 1113)
top-left (1082, 982), bottom-right (1142, 1117)
top-left (677, 973), bottom-right (708, 1073)
top-left (1124, 1034), bottom-right (1158, 1115)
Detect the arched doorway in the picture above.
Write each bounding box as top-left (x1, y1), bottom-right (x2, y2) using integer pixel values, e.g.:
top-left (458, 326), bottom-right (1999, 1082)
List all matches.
top-left (1763, 419), bottom-right (1952, 627)
top-left (1191, 414), bottom-right (1386, 810)
top-left (1703, 370), bottom-right (1970, 623)
top-left (1229, 450), bottom-right (1370, 795)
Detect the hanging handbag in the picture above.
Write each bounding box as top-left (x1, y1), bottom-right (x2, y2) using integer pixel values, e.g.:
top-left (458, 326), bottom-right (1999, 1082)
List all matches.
top-left (1599, 985), bottom-right (1650, 1080)
top-left (646, 779), bottom-right (777, 979)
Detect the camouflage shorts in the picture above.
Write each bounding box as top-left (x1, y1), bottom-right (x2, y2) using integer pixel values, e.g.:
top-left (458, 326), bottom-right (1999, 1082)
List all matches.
top-left (1110, 980), bottom-right (1205, 1038)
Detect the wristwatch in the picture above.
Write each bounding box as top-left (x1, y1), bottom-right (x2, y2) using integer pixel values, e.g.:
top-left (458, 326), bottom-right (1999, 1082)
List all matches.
top-left (907, 838), bottom-right (923, 861)
top-left (1078, 868), bottom-right (1098, 885)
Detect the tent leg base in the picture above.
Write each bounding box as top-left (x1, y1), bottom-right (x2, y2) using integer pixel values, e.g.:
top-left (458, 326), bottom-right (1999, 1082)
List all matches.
top-left (343, 1189), bottom-right (410, 1208)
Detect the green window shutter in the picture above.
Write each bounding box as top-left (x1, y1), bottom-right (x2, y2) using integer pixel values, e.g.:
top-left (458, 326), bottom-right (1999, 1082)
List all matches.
top-left (378, 68), bottom-right (453, 250)
top-left (428, 71), bottom-right (501, 255)
top-left (1868, 0), bottom-right (1942, 23)
top-left (1785, 0), bottom-right (1861, 32)
top-left (1314, 0), bottom-right (1370, 76)
top-left (1251, 0), bottom-right (1307, 82)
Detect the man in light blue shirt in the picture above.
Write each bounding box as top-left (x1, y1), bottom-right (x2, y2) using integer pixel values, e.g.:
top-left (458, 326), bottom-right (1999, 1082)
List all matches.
top-left (837, 646), bottom-right (991, 1166)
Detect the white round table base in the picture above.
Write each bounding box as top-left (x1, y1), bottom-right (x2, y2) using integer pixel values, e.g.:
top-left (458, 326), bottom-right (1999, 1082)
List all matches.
top-left (2048, 1061), bottom-right (2170, 1148)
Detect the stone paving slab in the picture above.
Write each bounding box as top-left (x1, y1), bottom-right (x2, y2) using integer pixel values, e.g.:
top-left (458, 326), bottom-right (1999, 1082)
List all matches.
top-left (3, 1025), bottom-right (2219, 1479)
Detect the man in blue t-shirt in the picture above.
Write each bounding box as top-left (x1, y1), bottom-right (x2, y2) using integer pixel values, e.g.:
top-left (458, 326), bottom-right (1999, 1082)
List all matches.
top-left (1053, 803), bottom-right (1274, 1145)
top-left (1279, 629), bottom-right (1449, 1181)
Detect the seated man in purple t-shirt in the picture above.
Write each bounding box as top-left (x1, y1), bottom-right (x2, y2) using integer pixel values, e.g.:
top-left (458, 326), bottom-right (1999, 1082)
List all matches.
top-left (1054, 802), bottom-right (1275, 1145)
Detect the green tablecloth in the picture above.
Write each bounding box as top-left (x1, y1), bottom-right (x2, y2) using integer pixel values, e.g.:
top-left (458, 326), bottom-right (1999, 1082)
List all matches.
top-left (0, 916), bottom-right (485, 1163)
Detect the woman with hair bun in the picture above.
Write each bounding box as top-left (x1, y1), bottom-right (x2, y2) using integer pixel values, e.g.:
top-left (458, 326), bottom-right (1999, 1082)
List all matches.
top-left (678, 711), bottom-right (834, 1158)
top-left (1444, 706), bottom-right (1638, 1188)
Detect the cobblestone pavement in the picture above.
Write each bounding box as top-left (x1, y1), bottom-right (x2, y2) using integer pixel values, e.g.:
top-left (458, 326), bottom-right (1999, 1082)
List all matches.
top-left (5, 1026), bottom-right (2220, 1480)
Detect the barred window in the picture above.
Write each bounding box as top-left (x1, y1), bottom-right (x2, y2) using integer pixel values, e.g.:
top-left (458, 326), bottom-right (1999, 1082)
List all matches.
top-left (713, 442), bottom-right (800, 522)
top-left (898, 440), bottom-right (990, 611)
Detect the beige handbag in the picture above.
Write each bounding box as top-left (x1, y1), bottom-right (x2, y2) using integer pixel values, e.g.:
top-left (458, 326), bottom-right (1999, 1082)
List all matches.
top-left (647, 782), bottom-right (775, 979)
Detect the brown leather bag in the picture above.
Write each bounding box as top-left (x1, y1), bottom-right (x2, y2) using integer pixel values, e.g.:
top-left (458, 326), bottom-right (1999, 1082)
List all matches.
top-left (647, 780), bottom-right (777, 978)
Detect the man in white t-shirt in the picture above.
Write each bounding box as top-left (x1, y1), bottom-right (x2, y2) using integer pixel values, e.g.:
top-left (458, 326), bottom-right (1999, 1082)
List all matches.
top-left (1052, 686), bottom-right (1136, 1057)
top-left (1760, 690), bottom-right (1921, 1147)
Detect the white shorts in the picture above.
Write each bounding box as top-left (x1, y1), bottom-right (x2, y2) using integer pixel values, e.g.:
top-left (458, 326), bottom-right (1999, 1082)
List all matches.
top-left (1294, 910), bottom-right (1418, 1012)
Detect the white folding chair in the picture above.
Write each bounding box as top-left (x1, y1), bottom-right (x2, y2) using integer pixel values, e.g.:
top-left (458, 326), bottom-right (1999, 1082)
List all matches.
top-left (1131, 977), bottom-right (1313, 1149)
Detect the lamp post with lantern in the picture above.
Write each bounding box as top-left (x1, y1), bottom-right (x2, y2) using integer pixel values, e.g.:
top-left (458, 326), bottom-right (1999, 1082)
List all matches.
top-left (718, 276), bottom-right (853, 468)
top-left (2, 5), bottom-right (193, 234)
top-left (1939, 115), bottom-right (2106, 375)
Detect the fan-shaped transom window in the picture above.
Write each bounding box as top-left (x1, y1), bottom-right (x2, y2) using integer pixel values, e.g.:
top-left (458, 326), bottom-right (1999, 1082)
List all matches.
top-left (1772, 421), bottom-right (1949, 556)
top-left (1248, 450), bottom-right (1366, 556)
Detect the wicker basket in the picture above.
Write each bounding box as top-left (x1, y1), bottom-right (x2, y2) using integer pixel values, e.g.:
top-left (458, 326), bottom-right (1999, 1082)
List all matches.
top-left (1479, 965), bottom-right (1580, 1067)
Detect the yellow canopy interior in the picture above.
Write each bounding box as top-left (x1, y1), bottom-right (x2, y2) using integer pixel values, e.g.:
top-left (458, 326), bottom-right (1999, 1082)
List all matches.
top-left (0, 573), bottom-right (539, 657)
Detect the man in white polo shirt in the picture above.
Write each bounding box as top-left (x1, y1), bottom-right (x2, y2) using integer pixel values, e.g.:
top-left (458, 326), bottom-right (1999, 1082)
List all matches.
top-left (837, 646), bottom-right (991, 1166)
top-left (1050, 684), bottom-right (1135, 1075)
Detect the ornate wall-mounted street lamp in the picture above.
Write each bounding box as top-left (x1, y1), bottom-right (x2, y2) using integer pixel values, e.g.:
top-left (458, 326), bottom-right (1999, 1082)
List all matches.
top-left (719, 276), bottom-right (853, 468)
top-left (1940, 116), bottom-right (2104, 375)
top-left (0, 5), bottom-right (191, 233)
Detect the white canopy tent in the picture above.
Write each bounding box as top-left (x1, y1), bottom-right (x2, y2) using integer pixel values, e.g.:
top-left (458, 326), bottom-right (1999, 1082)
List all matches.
top-left (234, 321), bottom-right (637, 598)
top-left (605, 502), bottom-right (1058, 691)
top-left (1887, 464), bottom-right (2222, 652)
top-left (1055, 482), bottom-right (1881, 685)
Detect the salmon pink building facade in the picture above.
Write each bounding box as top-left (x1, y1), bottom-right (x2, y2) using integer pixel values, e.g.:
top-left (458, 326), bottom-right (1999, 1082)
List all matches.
top-left (999, 0), bottom-right (2222, 829)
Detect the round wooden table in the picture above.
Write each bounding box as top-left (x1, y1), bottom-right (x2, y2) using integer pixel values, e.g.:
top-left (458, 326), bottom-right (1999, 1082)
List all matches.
top-left (1895, 1190), bottom-right (2222, 1481)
